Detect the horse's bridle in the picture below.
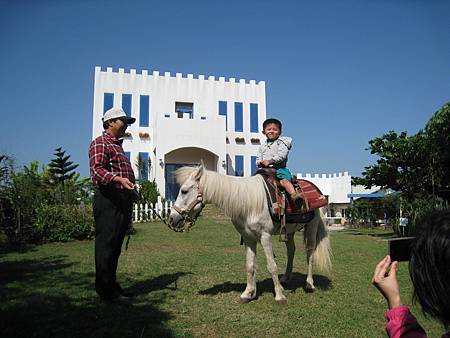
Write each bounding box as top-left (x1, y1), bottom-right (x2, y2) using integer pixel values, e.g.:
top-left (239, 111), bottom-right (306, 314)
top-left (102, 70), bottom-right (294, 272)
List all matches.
top-left (169, 182), bottom-right (205, 232)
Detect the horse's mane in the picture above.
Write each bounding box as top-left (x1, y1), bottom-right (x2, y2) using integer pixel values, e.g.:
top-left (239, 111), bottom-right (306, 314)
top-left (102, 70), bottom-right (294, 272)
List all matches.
top-left (175, 166), bottom-right (267, 221)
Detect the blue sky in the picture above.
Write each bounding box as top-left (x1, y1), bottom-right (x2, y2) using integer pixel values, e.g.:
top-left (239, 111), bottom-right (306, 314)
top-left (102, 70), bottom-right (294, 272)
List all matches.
top-left (1, 0), bottom-right (449, 178)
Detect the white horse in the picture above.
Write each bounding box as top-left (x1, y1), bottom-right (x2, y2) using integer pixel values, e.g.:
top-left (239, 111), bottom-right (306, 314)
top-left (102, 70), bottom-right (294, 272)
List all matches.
top-left (168, 164), bottom-right (332, 304)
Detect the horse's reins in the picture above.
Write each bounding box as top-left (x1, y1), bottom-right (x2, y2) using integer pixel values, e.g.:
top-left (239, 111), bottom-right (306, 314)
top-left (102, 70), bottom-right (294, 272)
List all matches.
top-left (125, 184), bottom-right (205, 250)
top-left (125, 190), bottom-right (171, 251)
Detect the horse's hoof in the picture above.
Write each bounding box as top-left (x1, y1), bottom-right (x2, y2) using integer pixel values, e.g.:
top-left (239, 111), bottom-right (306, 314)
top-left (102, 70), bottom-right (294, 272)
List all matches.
top-left (276, 298), bottom-right (287, 305)
top-left (239, 297), bottom-right (252, 304)
top-left (305, 283), bottom-right (316, 293)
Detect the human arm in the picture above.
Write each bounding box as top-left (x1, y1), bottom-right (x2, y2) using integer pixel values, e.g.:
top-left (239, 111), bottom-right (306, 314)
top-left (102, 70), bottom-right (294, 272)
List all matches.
top-left (112, 176), bottom-right (135, 190)
top-left (384, 306), bottom-right (427, 338)
top-left (267, 137), bottom-right (292, 166)
top-left (256, 145), bottom-right (270, 167)
top-left (372, 255), bottom-right (402, 309)
top-left (89, 139), bottom-right (116, 186)
top-left (89, 139), bottom-right (135, 190)
top-left (372, 256), bottom-right (427, 338)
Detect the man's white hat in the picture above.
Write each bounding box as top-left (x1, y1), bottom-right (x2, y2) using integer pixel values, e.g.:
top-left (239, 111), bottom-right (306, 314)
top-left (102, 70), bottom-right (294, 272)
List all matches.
top-left (102, 107), bottom-right (136, 124)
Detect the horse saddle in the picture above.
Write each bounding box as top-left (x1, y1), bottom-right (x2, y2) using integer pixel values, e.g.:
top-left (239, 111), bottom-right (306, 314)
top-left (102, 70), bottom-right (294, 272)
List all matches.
top-left (256, 168), bottom-right (328, 224)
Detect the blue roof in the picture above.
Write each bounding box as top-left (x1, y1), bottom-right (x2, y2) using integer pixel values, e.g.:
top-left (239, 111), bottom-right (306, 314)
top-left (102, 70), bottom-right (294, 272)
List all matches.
top-left (347, 193), bottom-right (385, 198)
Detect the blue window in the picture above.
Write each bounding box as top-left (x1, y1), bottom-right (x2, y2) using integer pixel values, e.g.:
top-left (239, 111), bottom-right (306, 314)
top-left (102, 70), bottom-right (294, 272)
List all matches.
top-left (103, 93), bottom-right (114, 113)
top-left (251, 156), bottom-right (257, 175)
top-left (122, 94), bottom-right (132, 117)
top-left (140, 95), bottom-right (150, 127)
top-left (124, 152), bottom-right (131, 160)
top-left (219, 101), bottom-right (228, 131)
top-left (250, 103), bottom-right (258, 133)
top-left (235, 155), bottom-right (244, 176)
top-left (175, 102), bottom-right (193, 119)
top-left (138, 152), bottom-right (149, 180)
top-left (235, 102), bottom-right (243, 132)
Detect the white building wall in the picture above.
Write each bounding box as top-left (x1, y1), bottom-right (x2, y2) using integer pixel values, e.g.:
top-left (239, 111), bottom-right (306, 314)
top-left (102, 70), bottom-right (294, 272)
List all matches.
top-left (297, 172), bottom-right (351, 204)
top-left (296, 172), bottom-right (352, 219)
top-left (92, 66), bottom-right (266, 198)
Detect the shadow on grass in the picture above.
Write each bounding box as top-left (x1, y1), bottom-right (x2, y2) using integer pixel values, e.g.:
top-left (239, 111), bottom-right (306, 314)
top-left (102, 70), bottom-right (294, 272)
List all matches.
top-left (198, 272), bottom-right (332, 298)
top-left (0, 243), bottom-right (38, 254)
top-left (340, 229), bottom-right (397, 239)
top-left (0, 256), bottom-right (185, 338)
top-left (127, 272), bottom-right (192, 295)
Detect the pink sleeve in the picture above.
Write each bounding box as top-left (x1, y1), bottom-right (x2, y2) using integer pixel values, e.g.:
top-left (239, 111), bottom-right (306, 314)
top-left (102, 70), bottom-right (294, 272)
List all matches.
top-left (385, 305), bottom-right (427, 338)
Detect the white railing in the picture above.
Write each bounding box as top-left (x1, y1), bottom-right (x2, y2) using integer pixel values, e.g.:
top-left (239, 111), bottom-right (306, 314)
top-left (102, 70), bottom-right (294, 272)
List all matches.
top-left (133, 196), bottom-right (173, 223)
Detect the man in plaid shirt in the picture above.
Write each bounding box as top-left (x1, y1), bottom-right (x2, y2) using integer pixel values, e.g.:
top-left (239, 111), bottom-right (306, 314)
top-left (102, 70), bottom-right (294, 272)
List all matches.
top-left (89, 107), bottom-right (136, 301)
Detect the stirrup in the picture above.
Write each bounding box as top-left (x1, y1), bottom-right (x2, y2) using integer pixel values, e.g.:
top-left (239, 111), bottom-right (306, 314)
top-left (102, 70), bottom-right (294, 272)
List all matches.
top-left (279, 225), bottom-right (288, 242)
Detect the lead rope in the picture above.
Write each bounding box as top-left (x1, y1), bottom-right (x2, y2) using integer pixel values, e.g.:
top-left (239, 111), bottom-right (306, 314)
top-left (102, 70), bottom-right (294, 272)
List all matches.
top-left (125, 191), bottom-right (169, 251)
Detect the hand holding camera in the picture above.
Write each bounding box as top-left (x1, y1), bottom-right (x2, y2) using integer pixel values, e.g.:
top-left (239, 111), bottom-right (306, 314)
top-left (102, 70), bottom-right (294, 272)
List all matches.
top-left (372, 255), bottom-right (402, 309)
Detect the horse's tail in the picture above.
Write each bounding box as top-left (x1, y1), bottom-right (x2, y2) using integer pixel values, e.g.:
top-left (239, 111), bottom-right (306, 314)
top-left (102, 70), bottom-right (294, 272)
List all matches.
top-left (306, 208), bottom-right (332, 274)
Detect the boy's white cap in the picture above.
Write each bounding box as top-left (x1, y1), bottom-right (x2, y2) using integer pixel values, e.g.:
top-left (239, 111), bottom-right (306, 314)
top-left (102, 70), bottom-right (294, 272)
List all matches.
top-left (102, 107), bottom-right (136, 124)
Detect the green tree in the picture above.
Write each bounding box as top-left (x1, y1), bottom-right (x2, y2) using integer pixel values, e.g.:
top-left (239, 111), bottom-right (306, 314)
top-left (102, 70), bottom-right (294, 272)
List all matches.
top-left (0, 154), bottom-right (13, 189)
top-left (48, 147), bottom-right (78, 188)
top-left (135, 153), bottom-right (151, 181)
top-left (353, 103), bottom-right (450, 202)
top-left (3, 161), bottom-right (52, 242)
top-left (423, 103), bottom-right (450, 200)
top-left (139, 179), bottom-right (160, 204)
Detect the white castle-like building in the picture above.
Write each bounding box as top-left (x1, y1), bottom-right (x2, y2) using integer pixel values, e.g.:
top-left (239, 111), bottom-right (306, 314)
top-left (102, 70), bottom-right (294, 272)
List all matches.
top-left (92, 66), bottom-right (265, 200)
top-left (91, 66), bottom-right (355, 218)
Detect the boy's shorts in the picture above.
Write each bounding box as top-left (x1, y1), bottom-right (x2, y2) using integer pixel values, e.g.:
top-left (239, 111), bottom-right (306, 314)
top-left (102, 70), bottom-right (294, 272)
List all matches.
top-left (276, 167), bottom-right (293, 181)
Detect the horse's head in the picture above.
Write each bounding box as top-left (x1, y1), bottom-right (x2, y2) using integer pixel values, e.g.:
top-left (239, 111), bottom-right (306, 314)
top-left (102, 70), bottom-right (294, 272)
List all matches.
top-left (168, 164), bottom-right (205, 232)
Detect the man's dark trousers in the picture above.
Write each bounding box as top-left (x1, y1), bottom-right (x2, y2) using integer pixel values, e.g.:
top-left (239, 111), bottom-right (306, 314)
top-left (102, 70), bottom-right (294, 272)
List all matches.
top-left (94, 186), bottom-right (133, 300)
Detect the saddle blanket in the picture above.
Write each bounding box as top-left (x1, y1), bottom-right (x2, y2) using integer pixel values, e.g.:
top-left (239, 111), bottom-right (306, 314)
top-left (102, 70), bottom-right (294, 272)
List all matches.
top-left (257, 169), bottom-right (328, 224)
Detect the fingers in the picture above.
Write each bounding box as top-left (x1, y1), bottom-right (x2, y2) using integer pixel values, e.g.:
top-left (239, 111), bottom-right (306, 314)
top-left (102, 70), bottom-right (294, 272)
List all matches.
top-left (389, 261), bottom-right (398, 278)
top-left (372, 256), bottom-right (389, 284)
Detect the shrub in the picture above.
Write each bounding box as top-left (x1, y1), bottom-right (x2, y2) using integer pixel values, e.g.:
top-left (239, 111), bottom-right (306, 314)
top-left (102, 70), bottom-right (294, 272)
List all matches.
top-left (34, 203), bottom-right (94, 242)
top-left (139, 179), bottom-right (160, 204)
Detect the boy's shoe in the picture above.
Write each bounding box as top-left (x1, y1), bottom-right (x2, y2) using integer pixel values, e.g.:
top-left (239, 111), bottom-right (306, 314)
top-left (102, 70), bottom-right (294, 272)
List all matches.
top-left (290, 192), bottom-right (303, 209)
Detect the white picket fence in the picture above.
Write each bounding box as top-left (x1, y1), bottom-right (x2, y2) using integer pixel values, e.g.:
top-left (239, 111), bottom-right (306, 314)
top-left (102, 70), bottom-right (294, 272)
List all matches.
top-left (133, 196), bottom-right (173, 223)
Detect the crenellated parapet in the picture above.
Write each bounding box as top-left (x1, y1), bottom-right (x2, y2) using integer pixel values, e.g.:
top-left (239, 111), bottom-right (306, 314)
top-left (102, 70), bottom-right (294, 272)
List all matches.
top-left (95, 66), bottom-right (265, 86)
top-left (297, 172), bottom-right (350, 179)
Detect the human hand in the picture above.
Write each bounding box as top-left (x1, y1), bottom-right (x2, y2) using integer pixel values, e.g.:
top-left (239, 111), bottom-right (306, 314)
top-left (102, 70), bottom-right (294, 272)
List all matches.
top-left (114, 176), bottom-right (135, 190)
top-left (258, 160), bottom-right (270, 168)
top-left (372, 255), bottom-right (402, 309)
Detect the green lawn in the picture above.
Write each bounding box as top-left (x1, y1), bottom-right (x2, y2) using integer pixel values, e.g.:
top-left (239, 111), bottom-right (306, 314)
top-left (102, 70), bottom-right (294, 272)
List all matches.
top-left (0, 216), bottom-right (444, 338)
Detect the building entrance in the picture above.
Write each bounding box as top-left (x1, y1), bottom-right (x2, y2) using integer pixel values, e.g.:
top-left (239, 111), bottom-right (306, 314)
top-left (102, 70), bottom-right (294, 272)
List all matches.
top-left (165, 163), bottom-right (192, 201)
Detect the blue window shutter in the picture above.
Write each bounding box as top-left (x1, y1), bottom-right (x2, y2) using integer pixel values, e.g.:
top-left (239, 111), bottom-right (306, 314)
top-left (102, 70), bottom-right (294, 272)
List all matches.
top-left (140, 95), bottom-right (150, 127)
top-left (250, 103), bottom-right (258, 132)
top-left (251, 156), bottom-right (257, 175)
top-left (103, 93), bottom-right (114, 113)
top-left (219, 101), bottom-right (228, 131)
top-left (235, 102), bottom-right (243, 132)
top-left (122, 94), bottom-right (132, 117)
top-left (235, 155), bottom-right (244, 176)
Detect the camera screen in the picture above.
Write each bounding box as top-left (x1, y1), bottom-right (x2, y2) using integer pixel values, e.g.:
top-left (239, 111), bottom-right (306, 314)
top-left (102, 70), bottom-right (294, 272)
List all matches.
top-left (388, 237), bottom-right (414, 262)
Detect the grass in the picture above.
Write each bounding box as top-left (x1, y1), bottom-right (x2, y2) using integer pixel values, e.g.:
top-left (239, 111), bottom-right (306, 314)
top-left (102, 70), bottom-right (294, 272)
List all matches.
top-left (0, 215), bottom-right (444, 338)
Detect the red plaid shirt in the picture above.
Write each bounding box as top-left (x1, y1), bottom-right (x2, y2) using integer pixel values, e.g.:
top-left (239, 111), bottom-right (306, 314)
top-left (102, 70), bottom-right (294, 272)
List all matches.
top-left (89, 131), bottom-right (135, 189)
